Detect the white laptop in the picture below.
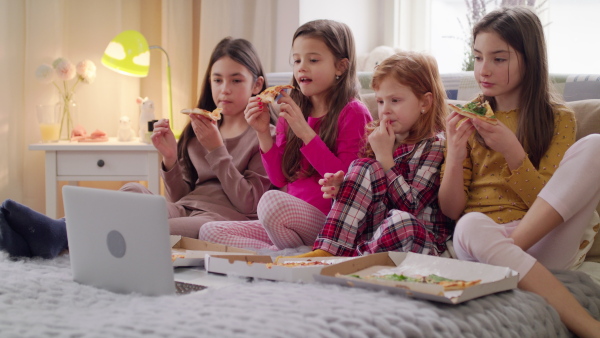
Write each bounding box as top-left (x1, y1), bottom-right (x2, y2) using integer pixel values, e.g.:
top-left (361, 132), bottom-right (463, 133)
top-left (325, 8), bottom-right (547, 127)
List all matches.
top-left (62, 185), bottom-right (205, 296)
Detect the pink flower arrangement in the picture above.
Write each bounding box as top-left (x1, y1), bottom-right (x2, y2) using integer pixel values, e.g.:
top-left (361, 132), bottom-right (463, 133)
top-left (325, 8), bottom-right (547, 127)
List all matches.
top-left (35, 58), bottom-right (97, 139)
top-left (36, 57), bottom-right (97, 91)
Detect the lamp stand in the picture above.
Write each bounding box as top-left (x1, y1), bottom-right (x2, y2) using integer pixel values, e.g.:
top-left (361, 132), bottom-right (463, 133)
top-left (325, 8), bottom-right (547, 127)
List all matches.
top-left (150, 45), bottom-right (181, 139)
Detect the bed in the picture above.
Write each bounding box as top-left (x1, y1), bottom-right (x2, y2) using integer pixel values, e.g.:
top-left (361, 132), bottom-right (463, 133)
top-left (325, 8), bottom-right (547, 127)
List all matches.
top-left (6, 75), bottom-right (599, 337)
top-left (1, 252), bottom-right (599, 337)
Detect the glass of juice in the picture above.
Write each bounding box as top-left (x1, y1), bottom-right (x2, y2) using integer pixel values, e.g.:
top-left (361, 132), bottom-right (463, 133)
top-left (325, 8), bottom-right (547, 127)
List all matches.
top-left (36, 104), bottom-right (60, 142)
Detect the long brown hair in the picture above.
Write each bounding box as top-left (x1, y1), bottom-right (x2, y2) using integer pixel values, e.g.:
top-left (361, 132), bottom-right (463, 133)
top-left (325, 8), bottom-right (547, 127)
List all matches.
top-left (282, 19), bottom-right (360, 181)
top-left (473, 6), bottom-right (560, 168)
top-left (177, 37), bottom-right (271, 184)
top-left (361, 52), bottom-right (447, 158)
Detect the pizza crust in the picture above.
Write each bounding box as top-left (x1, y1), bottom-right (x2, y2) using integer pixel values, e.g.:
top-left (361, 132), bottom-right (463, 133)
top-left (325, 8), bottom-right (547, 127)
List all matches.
top-left (266, 260), bottom-right (332, 269)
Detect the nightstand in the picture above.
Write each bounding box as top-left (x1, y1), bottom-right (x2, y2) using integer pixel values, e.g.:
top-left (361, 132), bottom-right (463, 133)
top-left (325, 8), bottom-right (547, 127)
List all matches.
top-left (29, 138), bottom-right (160, 218)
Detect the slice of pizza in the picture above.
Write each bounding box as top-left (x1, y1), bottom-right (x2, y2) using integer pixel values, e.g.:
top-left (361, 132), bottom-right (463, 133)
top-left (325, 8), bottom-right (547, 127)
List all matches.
top-left (449, 94), bottom-right (497, 127)
top-left (266, 260), bottom-right (333, 269)
top-left (181, 107), bottom-right (223, 121)
top-left (258, 85), bottom-right (294, 104)
top-left (360, 273), bottom-right (481, 291)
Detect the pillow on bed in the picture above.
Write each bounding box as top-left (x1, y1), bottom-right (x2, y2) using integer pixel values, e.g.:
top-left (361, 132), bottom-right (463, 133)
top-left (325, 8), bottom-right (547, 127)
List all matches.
top-left (567, 99), bottom-right (600, 140)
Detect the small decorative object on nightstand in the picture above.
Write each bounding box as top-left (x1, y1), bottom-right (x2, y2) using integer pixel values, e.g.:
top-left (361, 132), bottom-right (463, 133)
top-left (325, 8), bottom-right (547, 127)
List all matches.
top-left (36, 104), bottom-right (61, 143)
top-left (117, 115), bottom-right (135, 142)
top-left (136, 97), bottom-right (155, 141)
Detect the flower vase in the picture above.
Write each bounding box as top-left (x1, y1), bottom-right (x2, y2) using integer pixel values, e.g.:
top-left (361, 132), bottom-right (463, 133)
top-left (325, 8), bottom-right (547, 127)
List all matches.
top-left (56, 98), bottom-right (78, 140)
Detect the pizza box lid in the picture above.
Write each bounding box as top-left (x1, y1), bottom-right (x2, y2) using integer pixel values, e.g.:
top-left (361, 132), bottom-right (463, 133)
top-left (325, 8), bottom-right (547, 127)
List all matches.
top-left (314, 252), bottom-right (519, 304)
top-left (170, 236), bottom-right (256, 267)
top-left (204, 254), bottom-right (356, 283)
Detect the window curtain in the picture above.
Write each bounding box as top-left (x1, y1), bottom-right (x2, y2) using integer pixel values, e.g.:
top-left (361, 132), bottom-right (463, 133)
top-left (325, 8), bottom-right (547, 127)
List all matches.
top-left (197, 0), bottom-right (291, 85)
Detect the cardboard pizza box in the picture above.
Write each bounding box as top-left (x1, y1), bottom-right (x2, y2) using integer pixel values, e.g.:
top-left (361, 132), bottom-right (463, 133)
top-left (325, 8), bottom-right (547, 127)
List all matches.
top-left (314, 252), bottom-right (519, 304)
top-left (204, 254), bottom-right (356, 283)
top-left (170, 236), bottom-right (256, 267)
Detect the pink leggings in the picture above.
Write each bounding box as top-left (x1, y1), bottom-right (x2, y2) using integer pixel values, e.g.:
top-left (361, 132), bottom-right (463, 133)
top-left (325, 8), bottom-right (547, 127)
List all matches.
top-left (453, 134), bottom-right (600, 280)
top-left (199, 190), bottom-right (326, 250)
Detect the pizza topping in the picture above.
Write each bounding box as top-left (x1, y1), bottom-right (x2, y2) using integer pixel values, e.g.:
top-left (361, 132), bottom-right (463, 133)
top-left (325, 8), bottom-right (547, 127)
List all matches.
top-left (350, 273), bottom-right (481, 291)
top-left (456, 101), bottom-right (489, 117)
top-left (448, 95), bottom-right (497, 127)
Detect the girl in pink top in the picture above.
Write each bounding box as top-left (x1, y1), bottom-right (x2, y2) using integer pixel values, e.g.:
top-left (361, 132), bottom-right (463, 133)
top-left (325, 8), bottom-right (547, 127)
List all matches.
top-left (200, 20), bottom-right (372, 250)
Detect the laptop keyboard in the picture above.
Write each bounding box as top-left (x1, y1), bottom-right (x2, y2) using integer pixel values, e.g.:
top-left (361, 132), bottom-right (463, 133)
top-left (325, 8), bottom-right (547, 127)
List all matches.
top-left (175, 281), bottom-right (207, 295)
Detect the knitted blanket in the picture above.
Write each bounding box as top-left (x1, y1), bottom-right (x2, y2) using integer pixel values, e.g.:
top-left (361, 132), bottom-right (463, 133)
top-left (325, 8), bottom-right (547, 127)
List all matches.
top-left (1, 253), bottom-right (599, 337)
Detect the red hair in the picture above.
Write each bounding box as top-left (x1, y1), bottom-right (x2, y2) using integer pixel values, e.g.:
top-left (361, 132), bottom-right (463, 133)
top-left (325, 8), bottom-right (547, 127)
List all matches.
top-left (361, 52), bottom-right (447, 158)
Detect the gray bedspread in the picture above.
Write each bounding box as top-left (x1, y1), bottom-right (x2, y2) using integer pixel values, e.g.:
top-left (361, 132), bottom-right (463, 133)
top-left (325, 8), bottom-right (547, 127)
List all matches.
top-left (1, 253), bottom-right (599, 337)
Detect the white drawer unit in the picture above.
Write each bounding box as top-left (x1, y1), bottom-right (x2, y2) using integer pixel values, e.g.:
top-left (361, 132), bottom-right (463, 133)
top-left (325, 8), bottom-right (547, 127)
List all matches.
top-left (29, 138), bottom-right (160, 218)
top-left (56, 151), bottom-right (150, 178)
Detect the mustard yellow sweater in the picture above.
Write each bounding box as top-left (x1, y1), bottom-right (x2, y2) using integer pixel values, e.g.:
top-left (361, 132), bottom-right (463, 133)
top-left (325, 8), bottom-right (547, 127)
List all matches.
top-left (442, 106), bottom-right (576, 224)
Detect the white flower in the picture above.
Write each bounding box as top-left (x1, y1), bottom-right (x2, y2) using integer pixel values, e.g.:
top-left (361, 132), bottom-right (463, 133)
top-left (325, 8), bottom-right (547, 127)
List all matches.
top-left (76, 59), bottom-right (96, 84)
top-left (54, 58), bottom-right (76, 81)
top-left (35, 64), bottom-right (55, 84)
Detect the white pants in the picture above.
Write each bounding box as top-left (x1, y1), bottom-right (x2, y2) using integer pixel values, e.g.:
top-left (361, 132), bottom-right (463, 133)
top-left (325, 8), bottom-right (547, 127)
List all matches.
top-left (453, 134), bottom-right (600, 280)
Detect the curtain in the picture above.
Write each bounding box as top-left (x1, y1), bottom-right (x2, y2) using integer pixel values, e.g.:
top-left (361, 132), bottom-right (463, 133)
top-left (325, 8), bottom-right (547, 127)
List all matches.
top-left (197, 0), bottom-right (286, 90)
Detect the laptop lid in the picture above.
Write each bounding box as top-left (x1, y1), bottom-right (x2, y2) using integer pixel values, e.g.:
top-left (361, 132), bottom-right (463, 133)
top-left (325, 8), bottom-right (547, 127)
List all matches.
top-left (63, 185), bottom-right (176, 296)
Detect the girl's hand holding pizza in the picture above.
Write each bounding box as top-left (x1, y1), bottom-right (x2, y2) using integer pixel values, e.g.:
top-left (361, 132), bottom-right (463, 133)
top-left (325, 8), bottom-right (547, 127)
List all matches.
top-left (445, 111), bottom-right (475, 165)
top-left (190, 113), bottom-right (223, 152)
top-left (472, 117), bottom-right (526, 170)
top-left (277, 91), bottom-right (316, 144)
top-left (151, 119), bottom-right (178, 170)
top-left (319, 170), bottom-right (345, 199)
top-left (244, 96), bottom-right (271, 134)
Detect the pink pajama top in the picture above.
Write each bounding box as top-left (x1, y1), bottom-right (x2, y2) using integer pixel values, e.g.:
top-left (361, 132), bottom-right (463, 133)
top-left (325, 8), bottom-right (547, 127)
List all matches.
top-left (261, 99), bottom-right (373, 214)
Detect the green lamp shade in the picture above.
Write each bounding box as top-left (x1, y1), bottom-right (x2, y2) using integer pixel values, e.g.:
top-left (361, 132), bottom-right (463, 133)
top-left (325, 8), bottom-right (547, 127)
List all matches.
top-left (102, 30), bottom-right (150, 77)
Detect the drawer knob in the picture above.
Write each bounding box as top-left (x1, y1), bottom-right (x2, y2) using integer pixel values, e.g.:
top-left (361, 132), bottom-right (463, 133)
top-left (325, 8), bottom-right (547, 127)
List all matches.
top-left (97, 159), bottom-right (105, 167)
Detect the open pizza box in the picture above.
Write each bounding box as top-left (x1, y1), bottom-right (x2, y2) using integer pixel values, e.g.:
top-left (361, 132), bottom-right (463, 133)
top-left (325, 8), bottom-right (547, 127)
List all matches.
top-left (204, 254), bottom-right (357, 283)
top-left (314, 252), bottom-right (519, 304)
top-left (170, 236), bottom-right (256, 267)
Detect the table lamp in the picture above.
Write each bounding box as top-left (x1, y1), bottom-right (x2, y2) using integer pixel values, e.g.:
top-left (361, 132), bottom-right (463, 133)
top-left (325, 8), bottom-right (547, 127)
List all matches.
top-left (102, 30), bottom-right (181, 139)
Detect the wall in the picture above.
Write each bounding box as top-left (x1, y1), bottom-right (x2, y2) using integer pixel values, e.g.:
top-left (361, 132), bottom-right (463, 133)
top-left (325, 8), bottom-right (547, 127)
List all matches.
top-left (297, 0), bottom-right (390, 63)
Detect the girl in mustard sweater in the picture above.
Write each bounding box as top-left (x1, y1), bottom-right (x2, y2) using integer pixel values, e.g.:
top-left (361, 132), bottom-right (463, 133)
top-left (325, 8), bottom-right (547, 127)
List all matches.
top-left (439, 7), bottom-right (600, 337)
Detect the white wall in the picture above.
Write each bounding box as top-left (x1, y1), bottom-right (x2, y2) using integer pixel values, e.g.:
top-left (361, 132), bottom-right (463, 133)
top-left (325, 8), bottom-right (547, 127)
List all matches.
top-left (546, 0), bottom-right (600, 74)
top-left (298, 0), bottom-right (385, 61)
